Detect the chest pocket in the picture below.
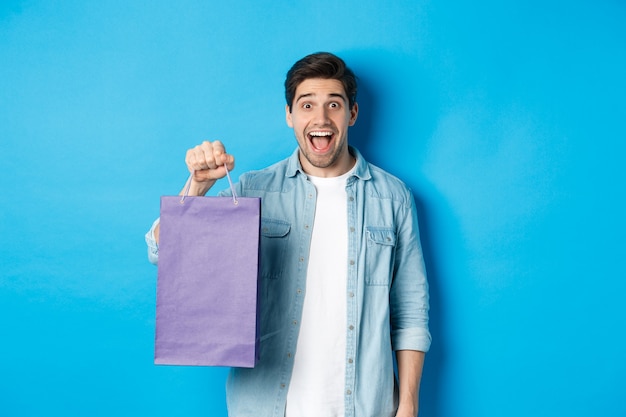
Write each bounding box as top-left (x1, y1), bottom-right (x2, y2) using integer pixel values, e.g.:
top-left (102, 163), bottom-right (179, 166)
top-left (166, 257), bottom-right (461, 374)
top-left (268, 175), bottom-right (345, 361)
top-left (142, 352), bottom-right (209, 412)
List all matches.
top-left (260, 218), bottom-right (291, 279)
top-left (365, 227), bottom-right (396, 286)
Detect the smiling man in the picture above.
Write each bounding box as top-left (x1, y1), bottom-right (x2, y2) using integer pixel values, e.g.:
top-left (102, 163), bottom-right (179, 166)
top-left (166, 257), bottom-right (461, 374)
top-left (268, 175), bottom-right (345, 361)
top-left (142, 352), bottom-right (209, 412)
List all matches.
top-left (146, 52), bottom-right (431, 417)
top-left (286, 77), bottom-right (357, 177)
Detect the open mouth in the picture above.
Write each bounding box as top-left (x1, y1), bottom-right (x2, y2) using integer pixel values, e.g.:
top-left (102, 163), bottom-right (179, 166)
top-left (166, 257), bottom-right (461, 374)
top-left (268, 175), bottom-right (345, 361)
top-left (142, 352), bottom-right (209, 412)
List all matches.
top-left (308, 130), bottom-right (334, 152)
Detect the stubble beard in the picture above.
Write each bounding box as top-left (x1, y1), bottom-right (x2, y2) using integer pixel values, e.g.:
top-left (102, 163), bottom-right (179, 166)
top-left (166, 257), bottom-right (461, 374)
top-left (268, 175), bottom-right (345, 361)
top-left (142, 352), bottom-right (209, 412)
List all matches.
top-left (300, 147), bottom-right (339, 169)
top-left (298, 135), bottom-right (349, 171)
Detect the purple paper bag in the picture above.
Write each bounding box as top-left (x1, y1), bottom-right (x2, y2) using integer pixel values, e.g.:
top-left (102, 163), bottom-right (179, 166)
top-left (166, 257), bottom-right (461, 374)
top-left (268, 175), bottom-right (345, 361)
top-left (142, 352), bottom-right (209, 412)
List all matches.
top-left (155, 190), bottom-right (261, 368)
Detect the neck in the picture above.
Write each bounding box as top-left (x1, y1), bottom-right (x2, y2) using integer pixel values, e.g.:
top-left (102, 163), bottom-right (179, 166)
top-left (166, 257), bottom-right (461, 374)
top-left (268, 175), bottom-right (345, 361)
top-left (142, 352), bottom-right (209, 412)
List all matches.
top-left (300, 150), bottom-right (355, 178)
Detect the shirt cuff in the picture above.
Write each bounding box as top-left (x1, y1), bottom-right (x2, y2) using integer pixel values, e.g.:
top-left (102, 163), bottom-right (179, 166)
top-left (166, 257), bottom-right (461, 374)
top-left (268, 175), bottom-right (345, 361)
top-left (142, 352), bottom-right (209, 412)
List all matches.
top-left (391, 327), bottom-right (432, 353)
top-left (145, 218), bottom-right (160, 265)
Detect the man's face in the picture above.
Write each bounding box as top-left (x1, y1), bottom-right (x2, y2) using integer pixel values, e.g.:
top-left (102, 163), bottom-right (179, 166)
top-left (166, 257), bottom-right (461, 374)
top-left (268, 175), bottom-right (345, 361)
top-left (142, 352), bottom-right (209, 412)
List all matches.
top-left (286, 78), bottom-right (358, 177)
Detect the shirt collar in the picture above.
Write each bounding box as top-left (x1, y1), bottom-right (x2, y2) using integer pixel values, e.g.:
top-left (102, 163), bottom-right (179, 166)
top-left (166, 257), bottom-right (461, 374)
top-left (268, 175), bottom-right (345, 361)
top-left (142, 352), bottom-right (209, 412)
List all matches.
top-left (285, 146), bottom-right (372, 181)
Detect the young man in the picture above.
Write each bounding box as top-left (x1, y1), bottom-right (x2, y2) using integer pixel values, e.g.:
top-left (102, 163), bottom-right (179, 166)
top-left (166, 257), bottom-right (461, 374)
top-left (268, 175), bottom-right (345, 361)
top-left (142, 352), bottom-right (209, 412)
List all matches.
top-left (146, 52), bottom-right (431, 417)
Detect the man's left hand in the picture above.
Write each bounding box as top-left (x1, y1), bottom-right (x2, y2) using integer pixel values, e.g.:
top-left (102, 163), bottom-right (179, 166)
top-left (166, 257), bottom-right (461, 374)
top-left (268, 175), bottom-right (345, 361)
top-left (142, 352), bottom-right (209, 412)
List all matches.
top-left (395, 403), bottom-right (418, 417)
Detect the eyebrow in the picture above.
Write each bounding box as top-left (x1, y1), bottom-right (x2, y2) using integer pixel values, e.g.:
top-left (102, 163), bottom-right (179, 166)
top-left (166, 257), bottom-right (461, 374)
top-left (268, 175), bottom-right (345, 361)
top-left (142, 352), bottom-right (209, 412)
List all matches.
top-left (295, 92), bottom-right (348, 104)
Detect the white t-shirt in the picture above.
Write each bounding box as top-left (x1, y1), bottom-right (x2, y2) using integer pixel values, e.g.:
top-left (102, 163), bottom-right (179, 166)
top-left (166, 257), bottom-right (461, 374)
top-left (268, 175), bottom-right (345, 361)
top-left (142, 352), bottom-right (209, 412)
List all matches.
top-left (285, 170), bottom-right (352, 417)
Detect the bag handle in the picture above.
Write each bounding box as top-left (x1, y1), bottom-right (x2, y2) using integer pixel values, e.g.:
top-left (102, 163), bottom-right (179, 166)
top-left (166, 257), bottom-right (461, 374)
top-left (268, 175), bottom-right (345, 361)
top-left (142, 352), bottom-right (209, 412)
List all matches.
top-left (180, 165), bottom-right (239, 205)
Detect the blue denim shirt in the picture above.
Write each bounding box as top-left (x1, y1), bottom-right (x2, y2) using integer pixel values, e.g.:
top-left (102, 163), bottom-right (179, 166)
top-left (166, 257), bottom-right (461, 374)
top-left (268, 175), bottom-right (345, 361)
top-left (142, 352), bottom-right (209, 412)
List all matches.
top-left (146, 147), bottom-right (431, 417)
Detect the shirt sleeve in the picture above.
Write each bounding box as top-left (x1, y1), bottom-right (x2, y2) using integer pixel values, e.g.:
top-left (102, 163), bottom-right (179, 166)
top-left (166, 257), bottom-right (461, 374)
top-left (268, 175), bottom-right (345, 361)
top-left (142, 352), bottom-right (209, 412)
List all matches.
top-left (389, 192), bottom-right (432, 353)
top-left (145, 218), bottom-right (160, 265)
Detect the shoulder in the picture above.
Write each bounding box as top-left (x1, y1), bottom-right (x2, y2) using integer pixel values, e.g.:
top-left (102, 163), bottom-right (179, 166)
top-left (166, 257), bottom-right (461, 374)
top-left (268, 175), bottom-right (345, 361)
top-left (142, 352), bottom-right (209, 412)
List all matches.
top-left (351, 146), bottom-right (412, 202)
top-left (238, 156), bottom-right (293, 192)
top-left (362, 161), bottom-right (413, 204)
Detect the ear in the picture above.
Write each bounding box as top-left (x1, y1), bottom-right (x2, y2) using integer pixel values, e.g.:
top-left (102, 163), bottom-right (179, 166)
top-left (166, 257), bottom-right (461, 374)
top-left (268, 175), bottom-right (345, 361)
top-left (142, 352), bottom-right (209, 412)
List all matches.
top-left (285, 104), bottom-right (294, 128)
top-left (348, 102), bottom-right (359, 126)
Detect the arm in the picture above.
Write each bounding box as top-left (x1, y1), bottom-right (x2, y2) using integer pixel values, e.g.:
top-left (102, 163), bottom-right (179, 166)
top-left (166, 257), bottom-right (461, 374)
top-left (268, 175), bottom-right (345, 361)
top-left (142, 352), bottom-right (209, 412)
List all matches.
top-left (390, 192), bottom-right (431, 416)
top-left (152, 140), bottom-right (234, 245)
top-left (395, 350), bottom-right (425, 417)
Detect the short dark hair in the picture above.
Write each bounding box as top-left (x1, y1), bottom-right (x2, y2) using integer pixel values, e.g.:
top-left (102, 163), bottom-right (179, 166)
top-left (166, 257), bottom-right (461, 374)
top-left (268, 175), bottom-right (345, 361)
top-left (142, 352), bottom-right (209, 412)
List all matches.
top-left (284, 52), bottom-right (358, 112)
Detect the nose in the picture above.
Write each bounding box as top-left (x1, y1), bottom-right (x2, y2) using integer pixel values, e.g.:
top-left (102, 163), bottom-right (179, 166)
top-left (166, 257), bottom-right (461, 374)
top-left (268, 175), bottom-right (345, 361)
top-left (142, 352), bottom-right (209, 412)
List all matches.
top-left (313, 106), bottom-right (330, 124)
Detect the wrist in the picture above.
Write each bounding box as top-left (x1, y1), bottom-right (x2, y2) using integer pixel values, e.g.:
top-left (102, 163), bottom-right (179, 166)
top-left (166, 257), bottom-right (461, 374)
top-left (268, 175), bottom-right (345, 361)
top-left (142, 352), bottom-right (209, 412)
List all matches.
top-left (183, 179), bottom-right (215, 197)
top-left (396, 402), bottom-right (418, 417)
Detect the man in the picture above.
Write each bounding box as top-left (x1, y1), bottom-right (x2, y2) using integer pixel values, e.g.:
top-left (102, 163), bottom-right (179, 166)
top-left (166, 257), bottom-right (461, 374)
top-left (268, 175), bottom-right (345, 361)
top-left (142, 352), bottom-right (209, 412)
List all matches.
top-left (146, 52), bottom-right (431, 417)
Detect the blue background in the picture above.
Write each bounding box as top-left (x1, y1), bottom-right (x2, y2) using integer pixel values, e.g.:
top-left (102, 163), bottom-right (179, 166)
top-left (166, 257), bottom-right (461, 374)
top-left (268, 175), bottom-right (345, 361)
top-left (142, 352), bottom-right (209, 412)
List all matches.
top-left (1, 1), bottom-right (625, 416)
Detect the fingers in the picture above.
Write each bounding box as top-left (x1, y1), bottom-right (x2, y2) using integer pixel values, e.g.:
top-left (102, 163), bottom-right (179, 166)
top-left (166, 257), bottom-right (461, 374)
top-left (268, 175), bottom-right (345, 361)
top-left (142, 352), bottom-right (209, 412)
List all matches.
top-left (213, 140), bottom-right (235, 171)
top-left (185, 140), bottom-right (235, 176)
top-left (186, 141), bottom-right (219, 171)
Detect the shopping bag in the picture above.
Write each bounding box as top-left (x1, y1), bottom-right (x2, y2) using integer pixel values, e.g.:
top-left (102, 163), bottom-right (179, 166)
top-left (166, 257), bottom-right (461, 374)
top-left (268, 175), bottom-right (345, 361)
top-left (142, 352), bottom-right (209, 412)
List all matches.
top-left (155, 168), bottom-right (261, 367)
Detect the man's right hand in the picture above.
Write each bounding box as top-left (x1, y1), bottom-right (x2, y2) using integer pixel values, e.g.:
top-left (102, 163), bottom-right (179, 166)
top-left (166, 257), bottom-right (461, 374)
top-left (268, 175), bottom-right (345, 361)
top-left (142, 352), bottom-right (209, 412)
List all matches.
top-left (154, 140), bottom-right (235, 245)
top-left (184, 140), bottom-right (235, 197)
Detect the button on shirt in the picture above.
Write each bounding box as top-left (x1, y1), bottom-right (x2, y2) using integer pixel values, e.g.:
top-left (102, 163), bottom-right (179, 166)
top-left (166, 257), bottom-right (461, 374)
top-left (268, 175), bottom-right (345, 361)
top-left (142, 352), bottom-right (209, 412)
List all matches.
top-left (146, 147), bottom-right (431, 417)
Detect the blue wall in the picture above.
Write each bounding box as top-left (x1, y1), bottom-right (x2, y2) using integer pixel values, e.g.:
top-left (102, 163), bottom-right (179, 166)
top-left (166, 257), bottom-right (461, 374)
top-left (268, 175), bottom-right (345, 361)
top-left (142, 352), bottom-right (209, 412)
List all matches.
top-left (1, 1), bottom-right (625, 416)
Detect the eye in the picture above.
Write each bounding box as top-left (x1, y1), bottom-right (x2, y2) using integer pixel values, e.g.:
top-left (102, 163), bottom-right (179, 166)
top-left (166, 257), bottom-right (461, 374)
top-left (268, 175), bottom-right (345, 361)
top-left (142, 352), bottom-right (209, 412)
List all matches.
top-left (302, 103), bottom-right (312, 109)
top-left (329, 102), bottom-right (341, 109)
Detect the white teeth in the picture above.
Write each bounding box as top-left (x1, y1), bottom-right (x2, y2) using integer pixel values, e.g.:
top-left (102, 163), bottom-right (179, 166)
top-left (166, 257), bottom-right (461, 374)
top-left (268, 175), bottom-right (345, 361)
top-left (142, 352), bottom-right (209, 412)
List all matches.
top-left (309, 131), bottom-right (332, 137)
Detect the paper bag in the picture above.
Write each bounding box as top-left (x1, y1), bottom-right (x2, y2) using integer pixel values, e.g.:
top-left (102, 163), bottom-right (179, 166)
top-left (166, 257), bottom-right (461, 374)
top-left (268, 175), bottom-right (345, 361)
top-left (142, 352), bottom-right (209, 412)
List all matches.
top-left (155, 173), bottom-right (261, 368)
